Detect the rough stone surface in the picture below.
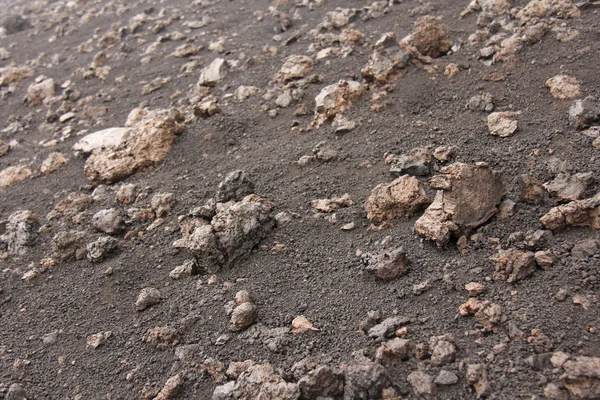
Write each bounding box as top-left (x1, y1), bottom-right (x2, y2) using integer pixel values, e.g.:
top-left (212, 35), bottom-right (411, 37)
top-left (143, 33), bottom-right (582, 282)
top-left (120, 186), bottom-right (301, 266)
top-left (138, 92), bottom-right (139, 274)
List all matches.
top-left (362, 247), bottom-right (410, 281)
top-left (216, 170), bottom-right (255, 203)
top-left (0, 210), bottom-right (38, 255)
top-left (488, 111), bottom-right (520, 137)
top-left (278, 55), bottom-right (314, 82)
top-left (298, 366), bottom-right (344, 399)
top-left (0, 166), bottom-right (32, 190)
top-left (136, 287), bottom-right (161, 311)
top-left (343, 359), bottom-right (388, 400)
top-left (364, 176), bottom-right (430, 223)
top-left (409, 15), bottom-right (452, 58)
top-left (546, 74), bottom-right (581, 99)
top-left (407, 370), bottom-right (437, 398)
top-left (540, 193), bottom-right (600, 231)
top-left (92, 209), bottom-right (125, 235)
top-left (491, 248), bottom-right (537, 283)
top-left (86, 236), bottom-right (118, 263)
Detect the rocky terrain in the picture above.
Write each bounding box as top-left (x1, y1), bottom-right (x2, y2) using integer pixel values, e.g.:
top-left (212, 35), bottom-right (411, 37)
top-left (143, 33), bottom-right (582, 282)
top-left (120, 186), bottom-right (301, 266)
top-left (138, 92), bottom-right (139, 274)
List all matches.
top-left (1, 0), bottom-right (600, 399)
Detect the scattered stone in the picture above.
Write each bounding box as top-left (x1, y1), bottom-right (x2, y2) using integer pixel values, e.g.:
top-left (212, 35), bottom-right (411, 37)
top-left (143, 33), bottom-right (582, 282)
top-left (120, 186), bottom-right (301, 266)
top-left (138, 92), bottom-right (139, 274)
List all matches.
top-left (199, 58), bottom-right (228, 86)
top-left (361, 33), bottom-right (410, 84)
top-left (389, 147), bottom-right (432, 177)
top-left (561, 356), bottom-right (600, 399)
top-left (170, 44), bottom-right (202, 58)
top-left (216, 171), bottom-right (255, 203)
top-left (497, 199), bottom-right (517, 219)
top-left (151, 193), bottom-right (176, 218)
top-left (408, 15), bottom-right (452, 58)
top-left (364, 176), bottom-right (430, 223)
top-left (368, 316), bottom-right (411, 341)
top-left (544, 173), bottom-right (594, 202)
top-left (343, 358), bottom-right (388, 400)
top-left (465, 282), bottom-right (485, 297)
top-left (376, 338), bottom-right (414, 363)
top-left (0, 166), bottom-right (32, 190)
top-left (0, 65), bottom-right (33, 86)
top-left (546, 75), bottom-right (581, 100)
top-left (487, 111), bottom-right (520, 137)
top-left (491, 248), bottom-right (537, 283)
top-left (92, 209), bottom-right (125, 235)
top-left (414, 163), bottom-right (504, 246)
top-left (86, 236), bottom-right (118, 263)
top-left (213, 363), bottom-right (299, 399)
top-left (298, 366), bottom-right (345, 399)
top-left (0, 140), bottom-right (9, 157)
top-left (544, 383), bottom-right (569, 400)
top-left (362, 247), bottom-right (410, 281)
top-left (86, 331), bottom-right (112, 349)
top-left (572, 294), bottom-right (591, 310)
top-left (136, 287), bottom-right (161, 311)
top-left (146, 326), bottom-right (180, 349)
top-left (359, 310), bottom-right (382, 332)
top-left (517, 175), bottom-right (547, 204)
top-left (433, 145), bottom-right (457, 162)
top-left (5, 383), bottom-right (28, 400)
top-left (40, 152), bottom-right (68, 175)
top-left (467, 93), bottom-right (494, 112)
top-left (312, 193), bottom-right (353, 213)
top-left (292, 315), bottom-right (318, 335)
top-left (24, 78), bottom-right (56, 107)
top-left (169, 259), bottom-right (197, 279)
top-left (235, 86), bottom-right (259, 102)
top-left (73, 127), bottom-right (131, 154)
top-left (0, 210), bottom-right (38, 255)
top-left (229, 292), bottom-right (258, 332)
top-left (407, 370), bottom-right (437, 398)
top-left (534, 250), bottom-right (555, 269)
top-left (435, 370), bottom-right (459, 386)
top-left (466, 364), bottom-right (491, 398)
top-left (51, 230), bottom-right (86, 262)
top-left (430, 335), bottom-right (456, 366)
top-left (153, 375), bottom-right (182, 400)
top-left (540, 193), bottom-right (600, 231)
top-left (278, 55), bottom-right (314, 82)
top-left (569, 97), bottom-right (600, 130)
top-left (313, 141), bottom-right (338, 162)
top-left (313, 80), bottom-right (367, 127)
top-left (476, 302), bottom-right (507, 333)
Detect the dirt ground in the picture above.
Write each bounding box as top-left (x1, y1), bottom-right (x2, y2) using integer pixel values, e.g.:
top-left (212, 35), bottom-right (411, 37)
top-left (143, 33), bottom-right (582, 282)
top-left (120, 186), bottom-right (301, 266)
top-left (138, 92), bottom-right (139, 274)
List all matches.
top-left (1, 0), bottom-right (599, 399)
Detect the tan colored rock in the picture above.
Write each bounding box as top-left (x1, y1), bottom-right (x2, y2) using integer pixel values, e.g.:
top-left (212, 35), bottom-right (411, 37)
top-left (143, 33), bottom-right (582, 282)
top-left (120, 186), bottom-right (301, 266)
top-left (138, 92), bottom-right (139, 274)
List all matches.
top-left (465, 282), bottom-right (485, 297)
top-left (546, 75), bottom-right (581, 100)
top-left (0, 65), bottom-right (33, 86)
top-left (313, 80), bottom-right (367, 127)
top-left (476, 302), bottom-right (507, 333)
top-left (544, 173), bottom-right (593, 202)
top-left (487, 111), bottom-right (520, 137)
top-left (0, 166), bottom-right (32, 190)
top-left (517, 0), bottom-right (580, 23)
top-left (561, 356), bottom-right (600, 399)
top-left (0, 140), bottom-right (9, 157)
top-left (229, 302), bottom-right (258, 332)
top-left (278, 55), bottom-right (314, 82)
top-left (198, 58), bottom-right (228, 86)
top-left (461, 0), bottom-right (512, 18)
top-left (376, 338), bottom-right (414, 364)
top-left (153, 375), bottom-right (182, 400)
top-left (292, 315), bottom-right (319, 335)
top-left (364, 176), bottom-right (430, 223)
top-left (414, 163), bottom-right (504, 246)
top-left (361, 33), bottom-right (410, 84)
top-left (407, 371), bottom-right (437, 398)
top-left (170, 44), bottom-right (202, 58)
top-left (518, 175), bottom-right (547, 204)
top-left (40, 152), bottom-right (68, 175)
top-left (408, 15), bottom-right (452, 58)
top-left (0, 48), bottom-right (11, 60)
top-left (540, 193), bottom-right (600, 231)
top-left (466, 364), bottom-right (492, 398)
top-left (146, 326), bottom-right (180, 349)
top-left (459, 297), bottom-right (487, 316)
top-left (24, 78), bottom-right (56, 106)
top-left (312, 193), bottom-right (353, 213)
top-left (491, 248), bottom-right (537, 283)
top-left (86, 331), bottom-right (112, 349)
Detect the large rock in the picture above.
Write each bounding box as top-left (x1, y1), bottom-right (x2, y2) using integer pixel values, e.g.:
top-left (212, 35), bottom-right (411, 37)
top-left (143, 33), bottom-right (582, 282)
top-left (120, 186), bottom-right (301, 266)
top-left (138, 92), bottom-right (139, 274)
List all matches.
top-left (364, 176), bottom-right (430, 223)
top-left (0, 210), bottom-right (38, 255)
top-left (491, 248), bottom-right (537, 283)
top-left (407, 371), bottom-right (437, 398)
top-left (430, 335), bottom-right (456, 366)
top-left (216, 170), bottom-right (255, 203)
top-left (362, 247), bottom-right (410, 281)
top-left (73, 127), bottom-right (131, 154)
top-left (561, 356), bottom-right (600, 399)
top-left (414, 163), bottom-right (504, 246)
top-left (298, 366), bottom-right (344, 399)
top-left (0, 65), bottom-right (33, 86)
top-left (376, 338), bottom-right (414, 364)
top-left (540, 193), bottom-right (600, 231)
top-left (408, 15), bottom-right (452, 58)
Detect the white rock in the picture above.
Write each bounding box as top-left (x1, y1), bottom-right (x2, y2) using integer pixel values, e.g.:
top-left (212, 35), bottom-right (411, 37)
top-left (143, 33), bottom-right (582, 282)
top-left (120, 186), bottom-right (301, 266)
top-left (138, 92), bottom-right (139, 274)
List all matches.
top-left (73, 127), bottom-right (131, 154)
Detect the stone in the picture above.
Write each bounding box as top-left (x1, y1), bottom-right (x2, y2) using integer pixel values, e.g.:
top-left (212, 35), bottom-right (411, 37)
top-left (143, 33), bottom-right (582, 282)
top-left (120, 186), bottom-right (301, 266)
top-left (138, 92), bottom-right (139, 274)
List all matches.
top-left (435, 370), bottom-right (459, 386)
top-left (343, 359), bottom-right (388, 400)
top-left (364, 176), bottom-right (430, 223)
top-left (0, 210), bottom-right (38, 256)
top-left (0, 166), bottom-right (32, 190)
top-left (368, 316), bottom-right (411, 341)
top-left (311, 193), bottom-right (353, 213)
top-left (413, 280), bottom-right (431, 295)
top-left (546, 75), bottom-right (581, 100)
top-left (51, 230), bottom-right (86, 262)
top-left (154, 375), bottom-right (182, 400)
top-left (291, 315), bottom-right (318, 335)
top-left (136, 287), bottom-right (161, 311)
top-left (465, 282), bottom-right (485, 297)
top-left (278, 55), bottom-right (314, 82)
top-left (229, 302), bottom-right (258, 332)
top-left (24, 78), bottom-right (56, 107)
top-left (569, 97), bottom-right (600, 130)
top-left (526, 353), bottom-right (553, 370)
top-left (407, 371), bottom-right (437, 398)
top-left (517, 175), bottom-right (547, 204)
top-left (223, 363), bottom-right (299, 399)
top-left (487, 111), bottom-right (520, 137)
top-left (376, 338), bottom-right (414, 363)
top-left (466, 364), bottom-right (492, 398)
top-left (561, 356), bottom-right (600, 399)
top-left (551, 352), bottom-right (571, 368)
top-left (73, 127), bottom-right (131, 154)
top-left (476, 302), bottom-right (507, 333)
top-left (173, 223), bottom-right (224, 271)
top-left (86, 236), bottom-right (118, 263)
top-left (544, 173), bottom-right (594, 202)
top-left (2, 15), bottom-right (32, 34)
top-left (363, 247), bottom-right (411, 281)
top-left (298, 366), bottom-right (345, 399)
top-left (194, 97), bottom-right (221, 119)
top-left (170, 44), bottom-right (202, 58)
top-left (389, 147), bottom-right (432, 176)
top-left (459, 297), bottom-right (486, 316)
top-left (467, 93), bottom-right (494, 112)
top-left (169, 259), bottom-right (198, 279)
top-left (216, 170), bottom-right (255, 203)
top-left (540, 193), bottom-right (600, 231)
top-left (414, 163), bottom-right (504, 246)
top-left (361, 33), bottom-right (411, 84)
top-left (313, 80), bottom-right (367, 127)
top-left (409, 15), bottom-right (452, 58)
top-left (491, 248), bottom-right (537, 283)
top-left (544, 383), bottom-right (569, 400)
top-left (151, 193), bottom-right (176, 218)
top-left (535, 250), bottom-right (554, 268)
top-left (235, 86), bottom-right (259, 102)
top-left (146, 326), bottom-right (180, 349)
top-left (0, 140), bottom-right (9, 156)
top-left (92, 209), bottom-right (124, 235)
top-left (430, 336), bottom-right (456, 366)
top-left (199, 58), bottom-right (228, 86)
top-left (86, 331), bottom-right (112, 349)
top-left (433, 145), bottom-right (458, 162)
top-left (0, 65), bottom-right (33, 86)
top-left (497, 199), bottom-right (517, 219)
top-left (40, 152), bottom-right (68, 175)
top-left (571, 238), bottom-right (599, 259)
top-left (5, 383), bottom-right (28, 400)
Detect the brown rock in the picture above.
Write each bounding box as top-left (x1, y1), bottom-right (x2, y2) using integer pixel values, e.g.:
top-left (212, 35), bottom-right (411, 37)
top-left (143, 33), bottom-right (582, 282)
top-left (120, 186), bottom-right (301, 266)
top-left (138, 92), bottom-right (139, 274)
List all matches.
top-left (0, 140), bottom-right (9, 156)
top-left (312, 193), bottom-right (353, 213)
top-left (278, 55), bottom-right (314, 82)
top-left (430, 335), bottom-right (456, 366)
top-left (407, 370), bottom-right (437, 398)
top-left (517, 175), bottom-right (547, 204)
top-left (476, 302), bottom-right (507, 333)
top-left (40, 152), bottom-right (68, 175)
top-left (229, 302), bottom-right (258, 332)
top-left (491, 248), bottom-right (537, 283)
top-left (540, 193), bottom-right (600, 231)
top-left (146, 326), bottom-right (180, 349)
top-left (0, 65), bottom-right (33, 86)
top-left (313, 80), bottom-right (367, 127)
top-left (487, 111), bottom-right (520, 137)
top-left (409, 15), bottom-right (452, 58)
top-left (298, 366), bottom-right (344, 399)
top-left (364, 176), bottom-right (430, 223)
top-left (544, 173), bottom-right (594, 202)
top-left (465, 282), bottom-right (485, 297)
top-left (546, 75), bottom-right (581, 100)
top-left (24, 78), bottom-right (56, 106)
top-left (361, 33), bottom-right (410, 84)
top-left (364, 247), bottom-right (410, 281)
top-left (376, 338), bottom-right (414, 364)
top-left (561, 356), bottom-right (600, 399)
top-left (153, 375), bottom-right (182, 400)
top-left (0, 166), bottom-right (32, 190)
top-left (466, 364), bottom-right (491, 398)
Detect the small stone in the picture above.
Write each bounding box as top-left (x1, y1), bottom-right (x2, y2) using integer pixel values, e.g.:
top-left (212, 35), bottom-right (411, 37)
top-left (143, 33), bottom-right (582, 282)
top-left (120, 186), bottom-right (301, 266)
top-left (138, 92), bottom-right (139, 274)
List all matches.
top-left (368, 316), bottom-right (411, 341)
top-left (465, 282), bottom-right (485, 297)
top-left (92, 209), bottom-right (125, 235)
top-left (229, 302), bottom-right (258, 332)
top-left (407, 370), bottom-right (437, 398)
top-left (298, 366), bottom-right (345, 399)
top-left (86, 331), bottom-right (112, 349)
top-left (169, 259), bottom-right (197, 279)
top-left (430, 336), bottom-right (456, 366)
top-left (278, 55), bottom-right (314, 82)
top-left (216, 170), bottom-right (255, 203)
top-left (569, 97), bottom-right (600, 130)
top-left (518, 175), bottom-right (547, 204)
top-left (198, 58), bottom-right (228, 86)
top-left (435, 370), bottom-right (459, 386)
top-left (467, 93), bottom-right (494, 112)
top-left (153, 375), bottom-right (182, 400)
top-left (412, 280), bottom-right (431, 296)
top-left (556, 288), bottom-right (568, 301)
top-left (136, 287), bottom-right (161, 311)
top-left (363, 247), bottom-right (410, 281)
top-left (466, 364), bottom-right (491, 398)
top-left (291, 315), bottom-right (318, 335)
top-left (311, 194), bottom-right (353, 213)
top-left (86, 236), bottom-right (118, 263)
top-left (0, 166), bottom-right (32, 190)
top-left (534, 250), bottom-right (554, 269)
top-left (409, 15), bottom-right (452, 58)
top-left (40, 152), bottom-right (68, 175)
top-left (488, 111), bottom-right (520, 137)
top-left (364, 176), bottom-right (430, 223)
top-left (497, 199), bottom-right (517, 219)
top-left (546, 75), bottom-right (581, 100)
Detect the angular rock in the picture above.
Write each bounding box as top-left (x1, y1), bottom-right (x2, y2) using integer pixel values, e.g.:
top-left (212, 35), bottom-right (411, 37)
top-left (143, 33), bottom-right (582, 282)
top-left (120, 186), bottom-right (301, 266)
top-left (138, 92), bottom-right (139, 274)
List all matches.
top-left (540, 193), bottom-right (600, 231)
top-left (146, 326), bottom-right (180, 349)
top-left (491, 248), bottom-right (537, 283)
top-left (361, 33), bottom-right (410, 84)
top-left (430, 335), bottom-right (456, 366)
top-left (475, 302), bottom-right (507, 333)
top-left (136, 287), bottom-right (161, 311)
top-left (407, 371), bottom-right (437, 398)
top-left (466, 364), bottom-right (491, 398)
top-left (546, 75), bottom-right (581, 100)
top-left (5, 383), bottom-right (28, 400)
top-left (24, 78), bottom-right (55, 107)
top-left (86, 236), bottom-right (118, 263)
top-left (368, 316), bottom-right (411, 341)
top-left (214, 363), bottom-right (299, 399)
top-left (517, 175), bottom-right (547, 204)
top-left (569, 97), bottom-right (600, 130)
top-left (40, 152), bottom-right (68, 175)
top-left (278, 55), bottom-right (314, 82)
top-left (362, 247), bottom-right (410, 281)
top-left (535, 250), bottom-right (555, 268)
top-left (343, 359), bottom-right (388, 400)
top-left (199, 58), bottom-right (228, 86)
top-left (544, 173), bottom-right (594, 202)
top-left (216, 171), bottom-right (255, 203)
top-left (298, 366), bottom-right (344, 399)
top-left (0, 65), bottom-right (33, 86)
top-left (0, 166), bottom-right (32, 190)
top-left (169, 259), bottom-right (197, 279)
top-left (311, 193), bottom-right (353, 213)
top-left (86, 331), bottom-right (112, 349)
top-left (561, 356), bottom-right (600, 399)
top-left (389, 148), bottom-right (432, 177)
top-left (571, 238), bottom-right (599, 259)
top-left (230, 302), bottom-right (258, 332)
top-left (414, 163), bottom-right (504, 246)
top-left (487, 111), bottom-right (520, 137)
top-left (364, 176), bottom-right (430, 223)
top-left (154, 375), bottom-right (182, 400)
top-left (467, 93), bottom-right (494, 112)
top-left (292, 315), bottom-right (319, 335)
top-left (92, 209), bottom-right (124, 235)
top-left (151, 193), bottom-right (176, 218)
top-left (376, 338), bottom-right (414, 364)
top-left (435, 370), bottom-right (459, 386)
top-left (313, 80), bottom-right (367, 127)
top-left (52, 230), bottom-right (86, 262)
top-left (73, 127), bottom-right (131, 154)
top-left (235, 86), bottom-right (259, 102)
top-left (0, 210), bottom-right (38, 256)
top-left (408, 15), bottom-right (452, 58)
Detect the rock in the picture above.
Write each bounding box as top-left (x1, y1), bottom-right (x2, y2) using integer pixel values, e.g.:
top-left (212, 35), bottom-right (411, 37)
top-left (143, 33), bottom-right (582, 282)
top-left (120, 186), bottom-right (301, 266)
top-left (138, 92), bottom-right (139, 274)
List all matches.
top-left (467, 93), bottom-right (494, 112)
top-left (561, 356), bottom-right (600, 399)
top-left (546, 75), bottom-right (581, 100)
top-left (491, 249), bottom-right (537, 283)
top-left (544, 173), bottom-right (594, 202)
top-left (298, 366), bottom-right (344, 399)
top-left (544, 383), bottom-right (569, 400)
top-left (497, 199), bottom-right (517, 219)
top-left (73, 127), bottom-right (131, 154)
top-left (433, 145), bottom-right (458, 162)
top-left (569, 97), bottom-right (600, 130)
top-left (146, 326), bottom-right (180, 349)
top-left (540, 193), bottom-right (600, 231)
top-left (466, 364), bottom-right (491, 398)
top-left (169, 259), bottom-right (197, 279)
top-left (363, 247), bottom-right (410, 281)
top-left (230, 302), bottom-right (258, 332)
top-left (171, 44), bottom-right (203, 57)
top-left (216, 171), bottom-right (255, 203)
top-left (368, 316), bottom-right (411, 341)
top-left (201, 357), bottom-right (227, 383)
top-left (5, 383), bottom-right (28, 400)
top-left (0, 65), bottom-right (33, 87)
top-left (313, 80), bottom-right (367, 127)
top-left (2, 15), bottom-right (32, 34)
top-left (173, 223), bottom-right (224, 271)
top-left (535, 250), bottom-right (555, 268)
top-left (430, 335), bottom-right (456, 366)
top-left (364, 176), bottom-right (430, 223)
top-left (292, 315), bottom-right (319, 335)
top-left (278, 55), bottom-right (314, 82)
top-left (323, 8), bottom-right (357, 29)
top-left (571, 238), bottom-right (599, 259)
top-left (551, 352), bottom-right (571, 368)
top-left (40, 152), bottom-right (68, 175)
top-left (52, 230), bottom-right (86, 262)
top-left (487, 111), bottom-right (520, 137)
top-left (361, 33), bottom-right (411, 84)
top-left (389, 147), bottom-right (432, 177)
top-left (24, 78), bottom-right (56, 107)
top-left (153, 375), bottom-right (182, 400)
top-left (407, 371), bottom-right (437, 398)
top-left (343, 359), bottom-right (388, 400)
top-left (408, 15), bottom-right (452, 58)
top-left (0, 210), bottom-right (38, 256)
top-left (414, 163), bottom-right (504, 246)
top-left (0, 140), bottom-right (9, 156)
top-left (86, 331), bottom-right (112, 349)
top-left (526, 353), bottom-right (553, 370)
top-left (435, 370), bottom-right (459, 386)
top-left (476, 302), bottom-right (507, 333)
top-left (359, 310), bottom-right (382, 332)
top-left (465, 282), bottom-right (485, 297)
top-left (199, 58), bottom-right (228, 86)
top-left (459, 297), bottom-right (486, 316)
top-left (0, 166), bottom-right (32, 190)
top-left (151, 193), bottom-right (176, 218)
top-left (311, 193), bottom-right (353, 213)
top-left (84, 108), bottom-right (186, 185)
top-left (235, 86), bottom-right (259, 102)
top-left (573, 294), bottom-right (591, 310)
top-left (136, 287), bottom-right (161, 311)
top-left (376, 338), bottom-right (414, 363)
top-left (313, 141), bottom-right (338, 162)
top-left (86, 236), bottom-right (118, 263)
top-left (222, 363), bottom-right (300, 399)
top-left (194, 97), bottom-right (221, 119)
top-left (517, 175), bottom-right (547, 204)
top-left (92, 209), bottom-right (124, 235)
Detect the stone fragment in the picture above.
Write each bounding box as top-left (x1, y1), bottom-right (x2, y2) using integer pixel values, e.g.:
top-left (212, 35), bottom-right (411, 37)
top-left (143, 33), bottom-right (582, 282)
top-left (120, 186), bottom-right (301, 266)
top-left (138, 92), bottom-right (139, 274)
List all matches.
top-left (433, 145), bottom-right (457, 162)
top-left (235, 86), bottom-right (259, 102)
top-left (2, 15), bottom-right (32, 34)
top-left (216, 171), bottom-right (255, 203)
top-left (544, 383), bottom-right (569, 400)
top-left (230, 302), bottom-right (258, 332)
top-left (517, 175), bottom-right (547, 204)
top-left (467, 93), bottom-right (494, 112)
top-left (170, 44), bottom-right (202, 58)
top-left (0, 210), bottom-right (38, 255)
top-left (487, 111), bottom-right (520, 137)
top-left (389, 148), bottom-right (432, 177)
top-left (146, 326), bottom-right (180, 349)
top-left (136, 287), bottom-right (161, 311)
top-left (414, 163), bottom-right (504, 246)
top-left (540, 193), bottom-right (600, 231)
top-left (569, 97), bottom-right (600, 130)
top-left (361, 33), bottom-right (410, 84)
top-left (51, 230), bottom-right (86, 262)
top-left (199, 58), bottom-right (228, 86)
top-left (40, 152), bottom-right (68, 175)
top-left (278, 55), bottom-right (314, 82)
top-left (24, 78), bottom-right (56, 107)
top-left (546, 75), bottom-right (581, 100)
top-left (73, 128), bottom-right (131, 154)
top-left (535, 250), bottom-right (554, 268)
top-left (0, 65), bottom-right (33, 86)
top-left (169, 260), bottom-right (197, 279)
top-left (92, 209), bottom-right (124, 235)
top-left (368, 316), bottom-right (411, 341)
top-left (0, 166), bottom-right (32, 190)
top-left (86, 331), bottom-right (112, 349)
top-left (430, 335), bottom-right (456, 366)
top-left (408, 15), bottom-right (452, 58)
top-left (476, 302), bottom-right (507, 333)
top-left (466, 364), bottom-right (491, 398)
top-left (292, 315), bottom-right (318, 335)
top-left (364, 176), bottom-right (430, 223)
top-left (298, 366), bottom-right (344, 399)
top-left (0, 140), bottom-right (9, 157)
top-left (151, 193), bottom-right (176, 218)
top-left (313, 80), bottom-right (367, 127)
top-left (376, 338), bottom-right (414, 364)
top-left (86, 236), bottom-right (118, 263)
top-left (153, 375), bottom-right (182, 400)
top-left (407, 371), bottom-right (437, 398)
top-left (571, 238), bottom-right (599, 260)
top-left (465, 282), bottom-right (485, 297)
top-left (435, 370), bottom-right (459, 386)
top-left (460, 0), bottom-right (512, 18)
top-left (343, 359), bottom-right (388, 400)
top-left (561, 356), bottom-right (600, 399)
top-left (311, 193), bottom-right (353, 213)
top-left (213, 363), bottom-right (299, 399)
top-left (491, 248), bottom-right (537, 283)
top-left (544, 173), bottom-right (594, 202)
top-left (362, 247), bottom-right (410, 281)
